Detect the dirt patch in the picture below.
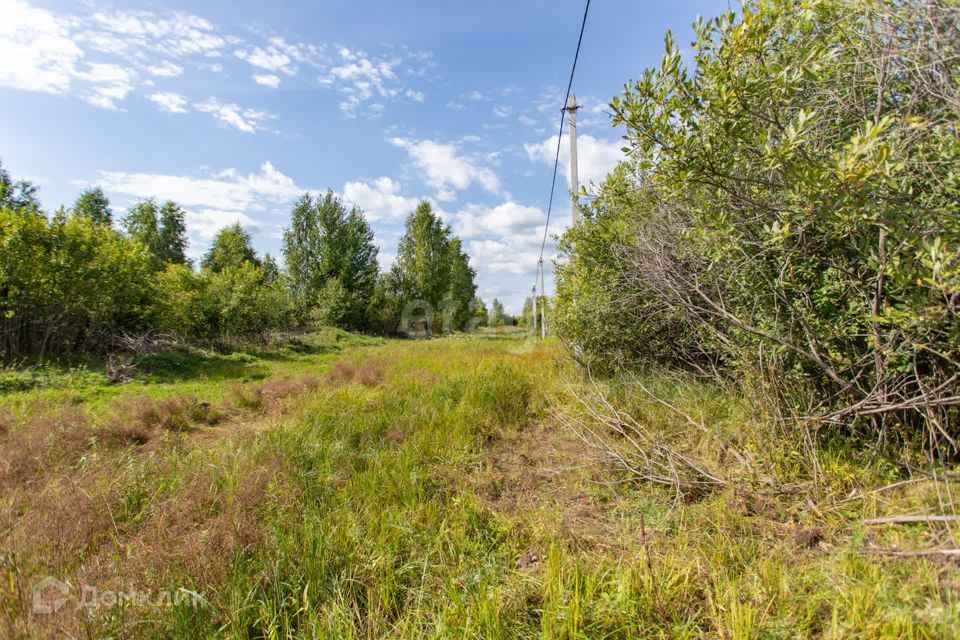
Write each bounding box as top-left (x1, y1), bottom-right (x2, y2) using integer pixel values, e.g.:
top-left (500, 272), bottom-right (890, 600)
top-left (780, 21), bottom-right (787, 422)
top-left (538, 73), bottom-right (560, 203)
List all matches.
top-left (475, 419), bottom-right (621, 552)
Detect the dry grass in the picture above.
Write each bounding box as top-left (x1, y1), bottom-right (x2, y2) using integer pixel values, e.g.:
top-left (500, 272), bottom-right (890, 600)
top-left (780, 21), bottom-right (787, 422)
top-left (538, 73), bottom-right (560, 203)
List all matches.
top-left (230, 375), bottom-right (321, 412)
top-left (0, 407), bottom-right (90, 492)
top-left (102, 394), bottom-right (222, 446)
top-left (326, 357), bottom-right (387, 386)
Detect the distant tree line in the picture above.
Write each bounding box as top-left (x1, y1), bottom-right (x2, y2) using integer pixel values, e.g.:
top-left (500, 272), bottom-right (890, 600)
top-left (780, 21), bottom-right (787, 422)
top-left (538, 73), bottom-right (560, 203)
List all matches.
top-left (0, 164), bottom-right (488, 359)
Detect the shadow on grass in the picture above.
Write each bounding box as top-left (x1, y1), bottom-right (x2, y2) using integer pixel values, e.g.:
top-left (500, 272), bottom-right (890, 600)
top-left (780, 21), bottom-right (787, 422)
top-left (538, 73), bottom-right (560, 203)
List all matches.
top-left (135, 349), bottom-right (271, 383)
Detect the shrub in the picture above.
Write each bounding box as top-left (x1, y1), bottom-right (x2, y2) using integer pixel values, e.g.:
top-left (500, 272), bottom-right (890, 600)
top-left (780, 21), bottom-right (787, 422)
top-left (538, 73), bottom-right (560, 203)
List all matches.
top-left (557, 0), bottom-right (960, 443)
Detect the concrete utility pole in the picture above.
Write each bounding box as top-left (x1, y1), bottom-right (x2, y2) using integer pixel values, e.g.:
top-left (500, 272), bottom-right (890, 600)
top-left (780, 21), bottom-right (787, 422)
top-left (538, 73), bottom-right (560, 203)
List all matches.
top-left (532, 285), bottom-right (538, 333)
top-left (566, 94), bottom-right (581, 225)
top-left (538, 258), bottom-right (546, 339)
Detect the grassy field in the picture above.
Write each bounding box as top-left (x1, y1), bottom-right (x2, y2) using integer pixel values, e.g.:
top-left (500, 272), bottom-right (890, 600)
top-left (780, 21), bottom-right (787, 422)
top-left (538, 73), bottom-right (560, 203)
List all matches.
top-left (1, 331), bottom-right (958, 638)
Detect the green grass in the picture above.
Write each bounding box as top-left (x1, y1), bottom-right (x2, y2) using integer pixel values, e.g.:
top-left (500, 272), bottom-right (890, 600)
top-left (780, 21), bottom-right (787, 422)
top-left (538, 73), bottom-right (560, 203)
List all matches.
top-left (1, 332), bottom-right (957, 638)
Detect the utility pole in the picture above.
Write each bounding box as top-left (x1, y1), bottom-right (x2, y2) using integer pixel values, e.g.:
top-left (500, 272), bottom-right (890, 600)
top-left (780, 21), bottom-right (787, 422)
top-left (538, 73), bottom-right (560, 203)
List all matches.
top-left (538, 258), bottom-right (546, 339)
top-left (565, 94), bottom-right (581, 226)
top-left (531, 285), bottom-right (538, 333)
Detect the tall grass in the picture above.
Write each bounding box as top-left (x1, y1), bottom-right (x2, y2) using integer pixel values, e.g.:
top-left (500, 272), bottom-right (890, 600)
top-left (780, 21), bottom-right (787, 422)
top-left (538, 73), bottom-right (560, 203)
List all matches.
top-left (1, 335), bottom-right (957, 638)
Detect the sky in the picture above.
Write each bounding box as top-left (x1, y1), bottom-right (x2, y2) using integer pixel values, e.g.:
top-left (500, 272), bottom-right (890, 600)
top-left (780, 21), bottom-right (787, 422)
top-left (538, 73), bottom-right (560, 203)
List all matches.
top-left (0, 0), bottom-right (729, 313)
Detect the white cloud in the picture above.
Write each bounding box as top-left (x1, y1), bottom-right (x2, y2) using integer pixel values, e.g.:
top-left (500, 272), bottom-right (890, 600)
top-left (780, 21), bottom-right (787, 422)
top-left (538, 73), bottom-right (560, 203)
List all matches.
top-left (78, 9), bottom-right (228, 58)
top-left (492, 105), bottom-right (512, 118)
top-left (451, 202), bottom-right (545, 239)
top-left (194, 98), bottom-right (273, 133)
top-left (1, 1), bottom-right (432, 122)
top-left (253, 73), bottom-right (281, 88)
top-left (149, 91), bottom-right (189, 113)
top-left (186, 208), bottom-right (260, 244)
top-left (145, 60), bottom-right (183, 77)
top-left (95, 162), bottom-right (307, 258)
top-left (0, 0), bottom-right (82, 93)
top-left (74, 62), bottom-right (134, 109)
top-left (389, 138), bottom-right (500, 196)
top-left (98, 161), bottom-right (302, 211)
top-left (467, 236), bottom-right (545, 276)
top-left (235, 46), bottom-right (294, 74)
top-left (524, 133), bottom-right (624, 192)
top-left (342, 177), bottom-right (421, 222)
top-left (320, 46), bottom-right (431, 117)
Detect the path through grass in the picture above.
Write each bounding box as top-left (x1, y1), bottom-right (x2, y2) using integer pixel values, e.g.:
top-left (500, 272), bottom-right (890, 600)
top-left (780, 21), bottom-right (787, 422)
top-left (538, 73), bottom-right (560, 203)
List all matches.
top-left (1, 332), bottom-right (958, 638)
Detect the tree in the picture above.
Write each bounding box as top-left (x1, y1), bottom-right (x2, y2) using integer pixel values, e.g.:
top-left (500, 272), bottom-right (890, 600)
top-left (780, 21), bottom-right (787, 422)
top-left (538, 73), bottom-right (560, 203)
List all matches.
top-left (282, 191), bottom-right (379, 329)
top-left (124, 199), bottom-right (188, 266)
top-left (0, 161), bottom-right (40, 213)
top-left (72, 187), bottom-right (112, 226)
top-left (555, 0), bottom-right (960, 438)
top-left (489, 299), bottom-right (506, 328)
top-left (391, 201), bottom-right (451, 335)
top-left (1, 209), bottom-right (155, 357)
top-left (202, 223), bottom-right (259, 273)
top-left (156, 200), bottom-right (188, 265)
top-left (445, 237), bottom-right (478, 330)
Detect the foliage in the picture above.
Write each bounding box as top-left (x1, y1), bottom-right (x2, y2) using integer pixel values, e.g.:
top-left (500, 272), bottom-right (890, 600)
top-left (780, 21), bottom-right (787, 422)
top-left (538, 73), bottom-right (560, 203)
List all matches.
top-left (201, 223), bottom-right (259, 273)
top-left (390, 201), bottom-right (478, 334)
top-left (282, 191), bottom-right (380, 330)
top-left (489, 298), bottom-right (507, 327)
top-left (124, 199), bottom-right (189, 267)
top-left (0, 160), bottom-right (40, 213)
top-left (0, 208), bottom-right (156, 357)
top-left (557, 0), bottom-right (960, 442)
top-left (72, 187), bottom-right (112, 227)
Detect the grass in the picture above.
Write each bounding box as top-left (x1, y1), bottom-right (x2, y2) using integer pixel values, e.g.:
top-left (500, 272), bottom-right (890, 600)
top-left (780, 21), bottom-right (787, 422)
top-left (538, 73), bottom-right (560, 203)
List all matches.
top-left (0, 331), bottom-right (958, 638)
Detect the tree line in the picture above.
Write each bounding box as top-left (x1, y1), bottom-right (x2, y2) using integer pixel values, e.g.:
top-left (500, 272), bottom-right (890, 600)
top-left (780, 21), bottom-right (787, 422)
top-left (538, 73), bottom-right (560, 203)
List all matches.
top-left (0, 165), bottom-right (492, 359)
top-left (553, 0), bottom-right (959, 448)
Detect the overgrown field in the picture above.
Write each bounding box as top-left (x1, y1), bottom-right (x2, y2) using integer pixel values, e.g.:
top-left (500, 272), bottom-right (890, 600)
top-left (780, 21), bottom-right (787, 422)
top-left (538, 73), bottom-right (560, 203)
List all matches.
top-left (1, 332), bottom-right (958, 638)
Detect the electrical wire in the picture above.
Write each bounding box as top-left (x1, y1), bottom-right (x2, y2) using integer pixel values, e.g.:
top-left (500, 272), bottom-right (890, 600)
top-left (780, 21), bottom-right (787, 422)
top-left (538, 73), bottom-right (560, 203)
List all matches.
top-left (533, 0), bottom-right (592, 294)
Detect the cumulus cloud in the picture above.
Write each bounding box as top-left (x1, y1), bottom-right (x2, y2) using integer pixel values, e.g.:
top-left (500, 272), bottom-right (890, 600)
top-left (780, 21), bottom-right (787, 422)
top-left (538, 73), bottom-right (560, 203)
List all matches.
top-left (451, 202), bottom-right (545, 239)
top-left (253, 73), bottom-right (281, 88)
top-left (524, 133), bottom-right (624, 192)
top-left (98, 161), bottom-right (302, 211)
top-left (342, 177), bottom-right (422, 222)
top-left (234, 46), bottom-right (294, 75)
top-left (194, 98), bottom-right (273, 133)
top-left (145, 60), bottom-right (183, 77)
top-left (389, 138), bottom-right (500, 197)
top-left (73, 62), bottom-right (134, 109)
top-left (1, 0), bottom-right (433, 121)
top-left (149, 91), bottom-right (189, 113)
top-left (96, 161), bottom-right (306, 256)
top-left (0, 0), bottom-right (82, 94)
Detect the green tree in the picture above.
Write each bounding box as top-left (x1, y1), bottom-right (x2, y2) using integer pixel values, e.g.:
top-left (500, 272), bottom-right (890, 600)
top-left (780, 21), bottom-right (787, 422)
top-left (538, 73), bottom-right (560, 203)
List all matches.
top-left (555, 0), bottom-right (960, 435)
top-left (444, 237), bottom-right (478, 330)
top-left (1, 209), bottom-right (155, 357)
top-left (124, 199), bottom-right (189, 266)
top-left (0, 161), bottom-right (40, 213)
top-left (72, 187), bottom-right (112, 226)
top-left (489, 298), bottom-right (506, 328)
top-left (391, 201), bottom-right (451, 334)
top-left (157, 200), bottom-right (188, 265)
top-left (202, 223), bottom-right (259, 273)
top-left (282, 191), bottom-right (379, 329)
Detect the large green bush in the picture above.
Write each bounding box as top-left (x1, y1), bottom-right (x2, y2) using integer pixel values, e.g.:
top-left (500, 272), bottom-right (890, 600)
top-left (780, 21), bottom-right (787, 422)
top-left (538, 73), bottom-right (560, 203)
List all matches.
top-left (556, 0), bottom-right (960, 439)
top-left (0, 209), bottom-right (155, 357)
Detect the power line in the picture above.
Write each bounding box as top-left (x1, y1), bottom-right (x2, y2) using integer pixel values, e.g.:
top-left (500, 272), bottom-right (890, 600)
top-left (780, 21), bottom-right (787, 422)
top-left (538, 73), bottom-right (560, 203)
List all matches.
top-left (532, 0), bottom-right (592, 327)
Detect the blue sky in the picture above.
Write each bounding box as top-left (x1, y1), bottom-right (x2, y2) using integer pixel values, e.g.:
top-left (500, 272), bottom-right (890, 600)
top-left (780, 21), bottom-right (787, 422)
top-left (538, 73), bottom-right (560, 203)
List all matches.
top-left (0, 0), bottom-right (728, 313)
